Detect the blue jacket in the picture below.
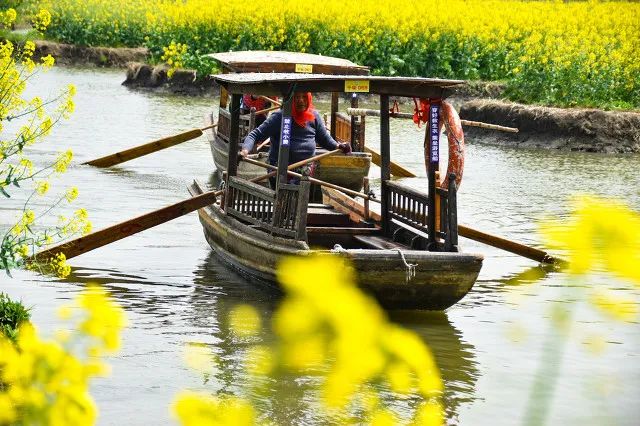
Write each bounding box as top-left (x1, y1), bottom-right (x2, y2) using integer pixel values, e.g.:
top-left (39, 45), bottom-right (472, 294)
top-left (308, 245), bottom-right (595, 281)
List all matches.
top-left (242, 110), bottom-right (339, 165)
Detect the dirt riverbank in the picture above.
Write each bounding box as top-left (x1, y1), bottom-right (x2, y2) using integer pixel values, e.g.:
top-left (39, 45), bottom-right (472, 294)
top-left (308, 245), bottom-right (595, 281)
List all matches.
top-left (35, 41), bottom-right (640, 154)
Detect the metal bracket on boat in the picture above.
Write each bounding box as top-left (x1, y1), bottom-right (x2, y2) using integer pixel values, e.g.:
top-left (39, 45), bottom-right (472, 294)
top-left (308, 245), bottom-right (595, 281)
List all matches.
top-left (392, 227), bottom-right (405, 243)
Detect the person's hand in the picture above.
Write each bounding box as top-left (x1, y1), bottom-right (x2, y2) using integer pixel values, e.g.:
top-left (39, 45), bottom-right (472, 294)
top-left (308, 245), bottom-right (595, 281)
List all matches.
top-left (238, 149), bottom-right (249, 160)
top-left (337, 142), bottom-right (352, 154)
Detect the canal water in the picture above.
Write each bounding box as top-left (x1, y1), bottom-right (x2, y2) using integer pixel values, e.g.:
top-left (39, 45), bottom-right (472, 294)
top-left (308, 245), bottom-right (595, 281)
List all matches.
top-left (2, 68), bottom-right (638, 425)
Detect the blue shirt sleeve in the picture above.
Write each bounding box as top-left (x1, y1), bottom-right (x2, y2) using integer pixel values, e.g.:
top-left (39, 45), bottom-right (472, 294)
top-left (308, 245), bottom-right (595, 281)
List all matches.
top-left (242, 111), bottom-right (281, 152)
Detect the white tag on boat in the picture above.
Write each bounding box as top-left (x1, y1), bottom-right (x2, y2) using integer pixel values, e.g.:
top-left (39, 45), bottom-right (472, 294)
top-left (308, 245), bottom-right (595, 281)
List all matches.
top-left (295, 64), bottom-right (313, 73)
top-left (345, 80), bottom-right (370, 93)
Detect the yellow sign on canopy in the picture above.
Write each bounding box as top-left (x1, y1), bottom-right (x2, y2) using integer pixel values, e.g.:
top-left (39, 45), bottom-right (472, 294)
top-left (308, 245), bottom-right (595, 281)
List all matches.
top-left (345, 80), bottom-right (370, 92)
top-left (295, 64), bottom-right (313, 73)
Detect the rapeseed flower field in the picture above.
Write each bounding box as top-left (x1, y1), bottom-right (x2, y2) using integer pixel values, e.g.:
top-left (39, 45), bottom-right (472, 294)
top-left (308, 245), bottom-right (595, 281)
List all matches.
top-left (38, 0), bottom-right (640, 109)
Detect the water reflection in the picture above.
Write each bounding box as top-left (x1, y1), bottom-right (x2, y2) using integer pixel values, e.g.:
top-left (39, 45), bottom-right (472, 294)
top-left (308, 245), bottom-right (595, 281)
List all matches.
top-left (390, 311), bottom-right (479, 423)
top-left (182, 252), bottom-right (480, 423)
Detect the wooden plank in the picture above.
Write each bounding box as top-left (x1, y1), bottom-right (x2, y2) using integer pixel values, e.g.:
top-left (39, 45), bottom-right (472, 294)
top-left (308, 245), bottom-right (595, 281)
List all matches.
top-left (353, 235), bottom-right (406, 250)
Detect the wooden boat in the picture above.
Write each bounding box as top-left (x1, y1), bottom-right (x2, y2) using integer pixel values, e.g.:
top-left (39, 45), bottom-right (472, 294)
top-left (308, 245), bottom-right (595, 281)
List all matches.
top-left (205, 51), bottom-right (372, 194)
top-left (190, 73), bottom-right (483, 310)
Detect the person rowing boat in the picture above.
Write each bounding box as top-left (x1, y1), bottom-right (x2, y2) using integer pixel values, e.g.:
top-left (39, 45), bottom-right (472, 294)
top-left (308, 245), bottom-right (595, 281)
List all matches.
top-left (240, 92), bottom-right (351, 186)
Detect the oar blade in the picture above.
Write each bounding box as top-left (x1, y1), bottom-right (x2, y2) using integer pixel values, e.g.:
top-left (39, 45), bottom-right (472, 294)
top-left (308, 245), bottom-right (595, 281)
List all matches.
top-left (84, 128), bottom-right (204, 168)
top-left (364, 147), bottom-right (416, 178)
top-left (31, 189), bottom-right (218, 262)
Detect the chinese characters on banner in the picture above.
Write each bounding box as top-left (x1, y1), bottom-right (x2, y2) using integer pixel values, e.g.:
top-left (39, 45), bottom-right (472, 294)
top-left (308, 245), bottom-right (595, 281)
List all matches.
top-left (429, 103), bottom-right (440, 163)
top-left (282, 116), bottom-right (292, 146)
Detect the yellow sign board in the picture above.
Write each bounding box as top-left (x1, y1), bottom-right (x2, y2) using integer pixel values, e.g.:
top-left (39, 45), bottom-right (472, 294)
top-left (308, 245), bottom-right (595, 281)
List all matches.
top-left (295, 64), bottom-right (313, 73)
top-left (345, 80), bottom-right (370, 93)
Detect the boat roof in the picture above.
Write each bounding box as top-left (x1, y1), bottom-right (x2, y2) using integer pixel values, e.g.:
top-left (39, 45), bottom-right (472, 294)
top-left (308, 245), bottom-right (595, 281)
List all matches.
top-left (206, 51), bottom-right (369, 75)
top-left (213, 73), bottom-right (466, 98)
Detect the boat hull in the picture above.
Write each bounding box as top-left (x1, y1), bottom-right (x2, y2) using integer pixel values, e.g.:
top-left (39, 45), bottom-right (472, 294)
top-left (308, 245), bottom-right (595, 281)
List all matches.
top-left (190, 183), bottom-right (482, 310)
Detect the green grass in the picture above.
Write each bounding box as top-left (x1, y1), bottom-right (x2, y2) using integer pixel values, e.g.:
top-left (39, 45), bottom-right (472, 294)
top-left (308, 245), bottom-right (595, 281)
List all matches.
top-left (0, 292), bottom-right (31, 343)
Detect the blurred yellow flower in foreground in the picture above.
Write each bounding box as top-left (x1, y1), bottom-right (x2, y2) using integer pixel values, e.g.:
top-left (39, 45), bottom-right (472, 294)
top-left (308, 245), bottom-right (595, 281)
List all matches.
top-left (174, 255), bottom-right (443, 425)
top-left (0, 284), bottom-right (126, 425)
top-left (542, 195), bottom-right (640, 285)
top-left (541, 195), bottom-right (640, 321)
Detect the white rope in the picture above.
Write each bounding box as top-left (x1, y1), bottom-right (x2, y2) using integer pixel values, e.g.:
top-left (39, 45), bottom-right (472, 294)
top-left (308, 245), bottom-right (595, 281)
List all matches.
top-left (331, 244), bottom-right (347, 253)
top-left (331, 245), bottom-right (415, 283)
top-left (396, 249), bottom-right (417, 283)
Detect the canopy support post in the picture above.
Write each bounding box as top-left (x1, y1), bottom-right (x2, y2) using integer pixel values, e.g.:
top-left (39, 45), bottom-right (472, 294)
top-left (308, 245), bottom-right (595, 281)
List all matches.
top-left (276, 91), bottom-right (293, 191)
top-left (330, 92), bottom-right (339, 139)
top-left (426, 99), bottom-right (441, 250)
top-left (380, 94), bottom-right (391, 236)
top-left (227, 93), bottom-right (241, 178)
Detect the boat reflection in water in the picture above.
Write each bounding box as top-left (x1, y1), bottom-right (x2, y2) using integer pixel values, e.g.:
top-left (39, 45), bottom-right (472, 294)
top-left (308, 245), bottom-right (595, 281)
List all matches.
top-left (188, 252), bottom-right (479, 424)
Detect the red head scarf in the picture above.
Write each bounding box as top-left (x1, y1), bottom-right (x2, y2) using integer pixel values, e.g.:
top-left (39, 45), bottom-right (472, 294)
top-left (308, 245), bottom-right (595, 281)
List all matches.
top-left (291, 92), bottom-right (315, 127)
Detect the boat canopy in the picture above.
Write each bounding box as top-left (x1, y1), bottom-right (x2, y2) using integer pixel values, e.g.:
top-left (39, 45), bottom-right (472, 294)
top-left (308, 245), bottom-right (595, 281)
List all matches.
top-left (212, 73), bottom-right (465, 98)
top-left (206, 51), bottom-right (369, 75)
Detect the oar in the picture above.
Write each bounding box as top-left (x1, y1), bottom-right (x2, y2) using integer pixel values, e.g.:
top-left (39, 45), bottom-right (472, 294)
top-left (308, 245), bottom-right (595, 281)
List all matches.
top-left (258, 95), bottom-right (281, 106)
top-left (241, 156), bottom-right (377, 202)
top-left (33, 150), bottom-right (339, 262)
top-left (364, 146), bottom-right (415, 178)
top-left (83, 123), bottom-right (218, 168)
top-left (458, 225), bottom-right (563, 265)
top-left (83, 105), bottom-right (281, 168)
top-left (317, 185), bottom-right (562, 265)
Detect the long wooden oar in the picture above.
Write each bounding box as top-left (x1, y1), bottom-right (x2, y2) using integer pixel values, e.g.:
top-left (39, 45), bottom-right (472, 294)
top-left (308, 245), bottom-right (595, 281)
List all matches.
top-left (33, 150), bottom-right (340, 262)
top-left (457, 225), bottom-right (562, 265)
top-left (83, 123), bottom-right (218, 168)
top-left (241, 156), bottom-right (377, 202)
top-left (364, 146), bottom-right (416, 178)
top-left (83, 105), bottom-right (281, 168)
top-left (319, 187), bottom-right (562, 265)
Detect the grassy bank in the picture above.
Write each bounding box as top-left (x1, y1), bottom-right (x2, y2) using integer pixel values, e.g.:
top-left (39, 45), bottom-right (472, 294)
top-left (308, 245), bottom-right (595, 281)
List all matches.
top-left (35, 0), bottom-right (640, 109)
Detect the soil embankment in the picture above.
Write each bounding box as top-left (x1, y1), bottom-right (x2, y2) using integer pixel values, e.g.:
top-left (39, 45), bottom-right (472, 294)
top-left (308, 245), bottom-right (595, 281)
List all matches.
top-left (122, 62), bottom-right (216, 96)
top-left (35, 40), bottom-right (640, 153)
top-left (459, 100), bottom-right (640, 154)
top-left (35, 40), bottom-right (147, 67)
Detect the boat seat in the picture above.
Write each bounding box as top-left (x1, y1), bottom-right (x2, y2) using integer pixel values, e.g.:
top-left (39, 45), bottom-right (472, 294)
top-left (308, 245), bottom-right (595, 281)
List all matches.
top-left (307, 207), bottom-right (352, 226)
top-left (353, 235), bottom-right (408, 250)
top-left (306, 227), bottom-right (379, 235)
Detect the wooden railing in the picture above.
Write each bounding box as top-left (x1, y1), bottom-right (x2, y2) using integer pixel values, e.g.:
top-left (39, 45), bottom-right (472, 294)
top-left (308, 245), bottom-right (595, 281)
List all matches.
top-left (334, 112), bottom-right (365, 151)
top-left (383, 175), bottom-right (459, 251)
top-left (217, 109), bottom-right (253, 143)
top-left (225, 176), bottom-right (310, 240)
